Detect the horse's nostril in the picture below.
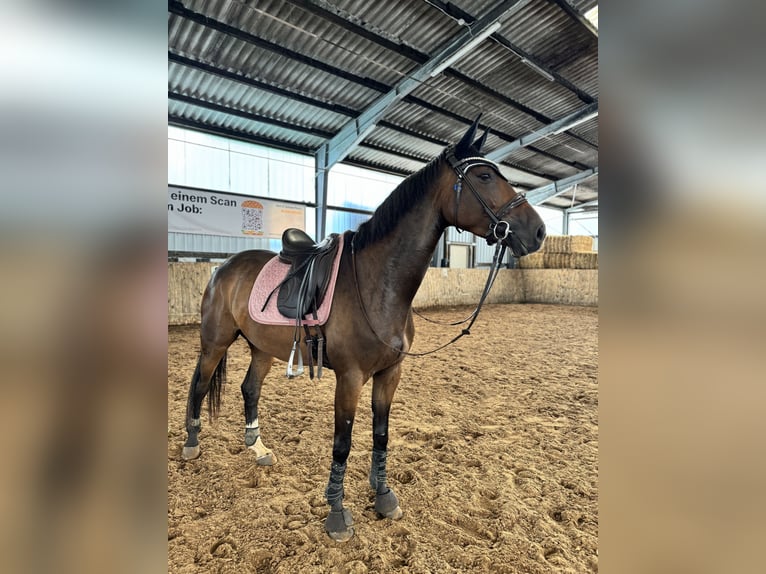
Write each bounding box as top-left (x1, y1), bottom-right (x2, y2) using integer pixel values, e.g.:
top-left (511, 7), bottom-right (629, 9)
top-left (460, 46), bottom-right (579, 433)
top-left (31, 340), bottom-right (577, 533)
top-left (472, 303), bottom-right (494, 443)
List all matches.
top-left (536, 223), bottom-right (546, 242)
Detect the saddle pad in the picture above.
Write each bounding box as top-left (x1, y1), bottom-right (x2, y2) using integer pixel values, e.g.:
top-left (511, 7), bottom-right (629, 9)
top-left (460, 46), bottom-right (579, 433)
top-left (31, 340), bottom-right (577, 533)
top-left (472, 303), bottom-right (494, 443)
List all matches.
top-left (248, 234), bottom-right (344, 326)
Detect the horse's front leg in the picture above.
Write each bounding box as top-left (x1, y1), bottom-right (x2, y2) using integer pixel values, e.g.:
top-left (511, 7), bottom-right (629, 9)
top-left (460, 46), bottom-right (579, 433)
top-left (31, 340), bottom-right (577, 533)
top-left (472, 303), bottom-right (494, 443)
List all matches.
top-left (324, 372), bottom-right (364, 542)
top-left (369, 363), bottom-right (403, 520)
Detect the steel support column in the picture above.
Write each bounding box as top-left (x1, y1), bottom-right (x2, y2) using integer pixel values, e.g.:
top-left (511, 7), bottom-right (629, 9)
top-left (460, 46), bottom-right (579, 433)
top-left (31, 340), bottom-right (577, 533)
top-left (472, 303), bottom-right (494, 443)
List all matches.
top-left (315, 148), bottom-right (329, 241)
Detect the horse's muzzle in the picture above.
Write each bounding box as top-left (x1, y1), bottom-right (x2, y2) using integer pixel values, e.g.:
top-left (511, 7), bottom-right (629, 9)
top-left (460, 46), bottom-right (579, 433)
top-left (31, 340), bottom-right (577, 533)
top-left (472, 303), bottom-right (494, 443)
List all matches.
top-left (485, 220), bottom-right (545, 257)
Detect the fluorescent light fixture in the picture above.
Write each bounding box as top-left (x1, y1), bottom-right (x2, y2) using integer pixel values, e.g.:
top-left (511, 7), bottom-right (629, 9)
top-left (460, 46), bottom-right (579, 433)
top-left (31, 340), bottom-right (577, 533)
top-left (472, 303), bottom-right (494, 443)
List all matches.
top-left (520, 58), bottom-right (554, 82)
top-left (429, 21), bottom-right (502, 78)
top-left (553, 111), bottom-right (598, 135)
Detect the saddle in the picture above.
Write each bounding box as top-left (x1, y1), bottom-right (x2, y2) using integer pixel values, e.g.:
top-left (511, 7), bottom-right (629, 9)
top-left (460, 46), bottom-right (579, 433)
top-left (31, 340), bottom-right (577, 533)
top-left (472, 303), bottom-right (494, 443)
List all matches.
top-left (275, 229), bottom-right (340, 319)
top-left (259, 229), bottom-right (341, 379)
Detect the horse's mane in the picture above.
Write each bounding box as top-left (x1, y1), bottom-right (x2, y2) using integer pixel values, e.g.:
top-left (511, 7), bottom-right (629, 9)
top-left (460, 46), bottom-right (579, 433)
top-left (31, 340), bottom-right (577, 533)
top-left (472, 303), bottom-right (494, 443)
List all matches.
top-left (352, 150), bottom-right (446, 251)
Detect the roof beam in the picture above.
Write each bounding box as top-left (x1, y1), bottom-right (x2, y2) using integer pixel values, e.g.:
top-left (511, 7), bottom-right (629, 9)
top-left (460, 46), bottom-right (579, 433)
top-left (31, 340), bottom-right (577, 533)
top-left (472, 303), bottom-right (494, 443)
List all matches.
top-left (284, 0), bottom-right (427, 63)
top-left (168, 52), bottom-right (358, 117)
top-left (168, 53), bottom-right (575, 180)
top-left (168, 1), bottom-right (389, 92)
top-left (318, 0), bottom-right (527, 168)
top-left (567, 198), bottom-right (598, 212)
top-left (168, 117), bottom-right (315, 155)
top-left (170, 52), bottom-right (442, 146)
top-left (485, 102), bottom-right (598, 162)
top-left (526, 167), bottom-right (598, 205)
top-left (289, 0), bottom-right (597, 126)
top-left (168, 92), bottom-right (335, 138)
top-left (169, 2), bottom-right (596, 159)
top-left (547, 0), bottom-right (598, 38)
top-left (424, 0), bottom-right (595, 104)
top-left (449, 70), bottom-right (551, 124)
top-left (526, 144), bottom-right (591, 171)
top-left (489, 35), bottom-right (595, 104)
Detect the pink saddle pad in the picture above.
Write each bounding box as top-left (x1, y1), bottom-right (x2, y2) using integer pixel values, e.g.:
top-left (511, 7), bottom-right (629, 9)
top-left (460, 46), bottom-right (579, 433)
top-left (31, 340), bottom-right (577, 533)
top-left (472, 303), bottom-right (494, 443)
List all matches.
top-left (248, 234), bottom-right (344, 326)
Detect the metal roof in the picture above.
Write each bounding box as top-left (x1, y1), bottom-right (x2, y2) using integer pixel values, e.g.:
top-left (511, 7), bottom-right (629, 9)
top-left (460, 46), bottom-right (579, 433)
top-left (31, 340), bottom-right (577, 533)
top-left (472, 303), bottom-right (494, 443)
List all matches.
top-left (168, 0), bottom-right (598, 212)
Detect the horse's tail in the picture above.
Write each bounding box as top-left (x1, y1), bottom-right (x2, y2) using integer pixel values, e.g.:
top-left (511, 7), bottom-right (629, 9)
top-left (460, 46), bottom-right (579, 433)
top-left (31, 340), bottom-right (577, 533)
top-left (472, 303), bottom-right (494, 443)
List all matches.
top-left (207, 351), bottom-right (227, 420)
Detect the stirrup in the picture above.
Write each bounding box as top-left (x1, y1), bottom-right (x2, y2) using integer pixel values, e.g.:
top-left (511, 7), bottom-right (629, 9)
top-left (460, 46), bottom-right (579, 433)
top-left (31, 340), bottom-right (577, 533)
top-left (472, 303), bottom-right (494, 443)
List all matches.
top-left (287, 340), bottom-right (304, 378)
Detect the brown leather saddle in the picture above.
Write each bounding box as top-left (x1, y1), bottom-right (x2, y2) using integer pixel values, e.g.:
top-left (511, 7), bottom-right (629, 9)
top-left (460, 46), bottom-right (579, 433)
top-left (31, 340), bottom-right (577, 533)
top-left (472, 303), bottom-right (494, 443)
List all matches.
top-left (274, 229), bottom-right (340, 320)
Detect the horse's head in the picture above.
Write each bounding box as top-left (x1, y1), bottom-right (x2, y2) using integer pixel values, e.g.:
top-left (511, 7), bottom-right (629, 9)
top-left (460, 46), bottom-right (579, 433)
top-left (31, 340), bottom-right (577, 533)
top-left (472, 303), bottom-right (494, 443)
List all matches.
top-left (440, 117), bottom-right (546, 257)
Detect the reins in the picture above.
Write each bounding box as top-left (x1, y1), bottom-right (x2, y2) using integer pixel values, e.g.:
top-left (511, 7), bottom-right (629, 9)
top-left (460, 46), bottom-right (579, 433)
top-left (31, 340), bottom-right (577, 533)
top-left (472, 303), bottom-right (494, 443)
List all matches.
top-left (351, 234), bottom-right (507, 358)
top-left (350, 149), bottom-right (529, 359)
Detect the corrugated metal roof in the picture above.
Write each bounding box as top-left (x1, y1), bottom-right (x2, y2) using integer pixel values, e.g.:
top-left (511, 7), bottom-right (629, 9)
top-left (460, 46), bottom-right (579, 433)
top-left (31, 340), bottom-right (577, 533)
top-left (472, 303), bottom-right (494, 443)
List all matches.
top-left (168, 0), bottom-right (598, 210)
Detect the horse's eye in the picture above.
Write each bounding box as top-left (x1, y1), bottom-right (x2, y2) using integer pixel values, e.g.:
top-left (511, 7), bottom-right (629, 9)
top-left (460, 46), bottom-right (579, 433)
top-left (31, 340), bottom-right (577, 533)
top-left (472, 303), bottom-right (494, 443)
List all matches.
top-left (478, 173), bottom-right (492, 181)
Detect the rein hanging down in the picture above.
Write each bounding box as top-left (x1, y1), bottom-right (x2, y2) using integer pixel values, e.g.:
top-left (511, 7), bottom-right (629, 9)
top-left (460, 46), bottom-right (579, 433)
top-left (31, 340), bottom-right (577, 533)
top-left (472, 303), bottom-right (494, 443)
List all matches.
top-left (350, 148), bottom-right (532, 358)
top-left (351, 226), bottom-right (507, 359)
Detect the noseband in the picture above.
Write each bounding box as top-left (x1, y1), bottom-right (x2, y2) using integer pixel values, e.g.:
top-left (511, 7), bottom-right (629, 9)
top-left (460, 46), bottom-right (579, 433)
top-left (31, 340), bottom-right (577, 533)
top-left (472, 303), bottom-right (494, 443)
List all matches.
top-left (446, 149), bottom-right (528, 250)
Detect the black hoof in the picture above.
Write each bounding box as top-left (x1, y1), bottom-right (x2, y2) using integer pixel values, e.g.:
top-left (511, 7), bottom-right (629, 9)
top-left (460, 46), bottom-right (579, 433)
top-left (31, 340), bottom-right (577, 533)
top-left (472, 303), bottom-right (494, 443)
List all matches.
top-left (325, 508), bottom-right (354, 542)
top-left (375, 489), bottom-right (403, 519)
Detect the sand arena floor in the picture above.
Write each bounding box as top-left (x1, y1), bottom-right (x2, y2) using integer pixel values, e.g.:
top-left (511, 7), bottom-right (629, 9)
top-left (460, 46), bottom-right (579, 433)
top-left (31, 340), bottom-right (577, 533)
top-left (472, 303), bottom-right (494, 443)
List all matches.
top-left (168, 303), bottom-right (598, 573)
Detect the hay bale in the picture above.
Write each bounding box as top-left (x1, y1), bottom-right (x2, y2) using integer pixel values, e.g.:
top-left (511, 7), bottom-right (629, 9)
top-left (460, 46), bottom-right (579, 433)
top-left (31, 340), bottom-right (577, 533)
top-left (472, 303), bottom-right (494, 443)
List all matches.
top-left (521, 269), bottom-right (598, 306)
top-left (413, 268), bottom-right (525, 307)
top-left (168, 262), bottom-right (217, 324)
top-left (571, 252), bottom-right (598, 269)
top-left (541, 235), bottom-right (593, 253)
top-left (540, 252), bottom-right (599, 269)
top-left (570, 235), bottom-right (594, 252)
top-left (543, 253), bottom-right (573, 268)
top-left (517, 252), bottom-right (545, 269)
top-left (541, 235), bottom-right (566, 253)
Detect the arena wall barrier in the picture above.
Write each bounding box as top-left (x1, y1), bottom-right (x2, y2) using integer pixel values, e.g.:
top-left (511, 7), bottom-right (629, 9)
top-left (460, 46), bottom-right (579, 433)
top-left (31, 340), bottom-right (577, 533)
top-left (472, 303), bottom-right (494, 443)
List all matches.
top-left (168, 263), bottom-right (598, 325)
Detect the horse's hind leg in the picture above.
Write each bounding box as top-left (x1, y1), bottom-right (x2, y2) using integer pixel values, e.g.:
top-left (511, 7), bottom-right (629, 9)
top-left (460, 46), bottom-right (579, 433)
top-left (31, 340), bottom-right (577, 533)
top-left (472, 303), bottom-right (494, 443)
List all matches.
top-left (182, 327), bottom-right (238, 460)
top-left (369, 363), bottom-right (404, 520)
top-left (241, 343), bottom-right (276, 465)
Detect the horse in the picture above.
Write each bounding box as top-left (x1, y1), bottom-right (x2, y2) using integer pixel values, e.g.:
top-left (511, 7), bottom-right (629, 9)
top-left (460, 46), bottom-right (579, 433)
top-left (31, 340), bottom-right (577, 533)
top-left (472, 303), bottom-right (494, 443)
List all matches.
top-left (181, 117), bottom-right (547, 542)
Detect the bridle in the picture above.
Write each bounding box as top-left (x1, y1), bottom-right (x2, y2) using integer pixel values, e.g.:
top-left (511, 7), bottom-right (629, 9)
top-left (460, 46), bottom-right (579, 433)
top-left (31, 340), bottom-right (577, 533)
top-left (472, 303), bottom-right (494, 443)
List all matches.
top-left (445, 148), bottom-right (529, 255)
top-left (349, 149), bottom-right (530, 358)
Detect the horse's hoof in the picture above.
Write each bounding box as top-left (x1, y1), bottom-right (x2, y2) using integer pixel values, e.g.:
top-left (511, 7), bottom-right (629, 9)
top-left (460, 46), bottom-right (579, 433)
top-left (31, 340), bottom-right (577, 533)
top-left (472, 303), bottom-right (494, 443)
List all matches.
top-left (327, 526), bottom-right (355, 542)
top-left (375, 489), bottom-right (402, 519)
top-left (182, 445), bottom-right (200, 460)
top-left (248, 437), bottom-right (276, 465)
top-left (325, 508), bottom-right (354, 542)
top-left (256, 452), bottom-right (276, 466)
top-left (382, 505), bottom-right (403, 520)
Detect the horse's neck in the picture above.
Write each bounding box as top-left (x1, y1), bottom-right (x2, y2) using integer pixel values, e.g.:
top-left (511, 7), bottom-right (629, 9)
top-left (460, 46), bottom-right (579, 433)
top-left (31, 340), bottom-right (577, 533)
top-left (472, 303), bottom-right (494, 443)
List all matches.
top-left (356, 199), bottom-right (445, 309)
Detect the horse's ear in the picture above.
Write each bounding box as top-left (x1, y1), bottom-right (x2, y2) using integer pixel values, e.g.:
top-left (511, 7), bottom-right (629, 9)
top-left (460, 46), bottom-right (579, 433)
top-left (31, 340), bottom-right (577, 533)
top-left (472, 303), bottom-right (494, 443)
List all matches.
top-left (455, 114), bottom-right (482, 157)
top-left (473, 127), bottom-right (490, 152)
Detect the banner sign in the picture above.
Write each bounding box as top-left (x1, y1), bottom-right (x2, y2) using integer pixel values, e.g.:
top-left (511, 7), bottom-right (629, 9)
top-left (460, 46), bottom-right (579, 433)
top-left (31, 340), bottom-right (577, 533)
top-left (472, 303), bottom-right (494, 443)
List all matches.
top-left (168, 187), bottom-right (305, 239)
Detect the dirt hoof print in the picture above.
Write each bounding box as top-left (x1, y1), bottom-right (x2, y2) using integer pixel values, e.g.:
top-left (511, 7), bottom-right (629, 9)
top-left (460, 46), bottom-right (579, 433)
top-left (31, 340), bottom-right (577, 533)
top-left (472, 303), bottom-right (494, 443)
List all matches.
top-left (550, 509), bottom-right (565, 522)
top-left (393, 469), bottom-right (416, 484)
top-left (210, 538), bottom-right (236, 558)
top-left (284, 517), bottom-right (307, 530)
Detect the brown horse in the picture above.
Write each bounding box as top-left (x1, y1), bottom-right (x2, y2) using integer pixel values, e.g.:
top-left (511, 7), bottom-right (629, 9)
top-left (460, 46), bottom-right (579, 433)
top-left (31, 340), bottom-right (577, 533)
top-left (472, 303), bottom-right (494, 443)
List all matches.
top-left (181, 118), bottom-right (546, 541)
